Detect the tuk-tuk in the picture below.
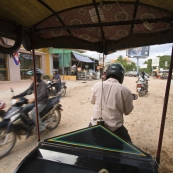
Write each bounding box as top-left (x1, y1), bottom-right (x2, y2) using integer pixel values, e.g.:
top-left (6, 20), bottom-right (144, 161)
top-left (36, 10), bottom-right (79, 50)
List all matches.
top-left (0, 1), bottom-right (173, 173)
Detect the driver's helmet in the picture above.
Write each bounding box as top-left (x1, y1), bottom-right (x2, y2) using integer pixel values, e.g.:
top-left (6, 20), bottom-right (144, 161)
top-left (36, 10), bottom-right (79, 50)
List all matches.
top-left (142, 72), bottom-right (145, 76)
top-left (106, 63), bottom-right (125, 84)
top-left (26, 68), bottom-right (43, 79)
top-left (53, 69), bottom-right (58, 74)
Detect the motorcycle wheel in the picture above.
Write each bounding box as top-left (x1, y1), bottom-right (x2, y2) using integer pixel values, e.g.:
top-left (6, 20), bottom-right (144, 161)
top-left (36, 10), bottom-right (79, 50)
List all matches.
top-left (61, 88), bottom-right (66, 97)
top-left (138, 91), bottom-right (142, 97)
top-left (0, 129), bottom-right (16, 159)
top-left (46, 109), bottom-right (61, 130)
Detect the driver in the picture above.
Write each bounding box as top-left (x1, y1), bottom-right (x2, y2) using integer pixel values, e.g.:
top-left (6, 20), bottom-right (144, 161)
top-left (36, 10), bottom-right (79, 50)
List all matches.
top-left (13, 68), bottom-right (48, 134)
top-left (139, 72), bottom-right (149, 92)
top-left (90, 63), bottom-right (134, 142)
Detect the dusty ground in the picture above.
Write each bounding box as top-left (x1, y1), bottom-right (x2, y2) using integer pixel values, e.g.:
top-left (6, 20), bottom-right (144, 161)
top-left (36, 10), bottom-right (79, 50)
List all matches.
top-left (0, 77), bottom-right (173, 173)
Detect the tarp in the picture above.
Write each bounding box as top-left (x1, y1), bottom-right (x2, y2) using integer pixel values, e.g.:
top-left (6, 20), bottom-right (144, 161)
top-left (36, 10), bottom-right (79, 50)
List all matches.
top-left (72, 52), bottom-right (93, 63)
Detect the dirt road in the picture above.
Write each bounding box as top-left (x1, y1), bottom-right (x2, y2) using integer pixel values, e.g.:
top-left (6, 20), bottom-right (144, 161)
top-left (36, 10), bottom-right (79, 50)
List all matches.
top-left (0, 77), bottom-right (173, 173)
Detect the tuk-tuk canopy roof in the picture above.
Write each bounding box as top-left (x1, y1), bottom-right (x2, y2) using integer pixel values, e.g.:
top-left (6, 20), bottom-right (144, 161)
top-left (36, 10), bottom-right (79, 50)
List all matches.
top-left (0, 0), bottom-right (173, 54)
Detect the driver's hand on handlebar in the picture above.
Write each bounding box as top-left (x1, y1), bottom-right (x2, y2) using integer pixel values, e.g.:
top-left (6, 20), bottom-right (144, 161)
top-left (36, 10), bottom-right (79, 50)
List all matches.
top-left (28, 99), bottom-right (35, 103)
top-left (11, 96), bottom-right (19, 100)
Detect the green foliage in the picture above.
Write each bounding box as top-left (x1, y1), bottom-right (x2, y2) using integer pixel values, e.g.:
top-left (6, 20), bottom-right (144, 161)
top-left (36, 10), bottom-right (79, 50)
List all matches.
top-left (113, 55), bottom-right (137, 71)
top-left (140, 59), bottom-right (152, 74)
top-left (158, 55), bottom-right (171, 69)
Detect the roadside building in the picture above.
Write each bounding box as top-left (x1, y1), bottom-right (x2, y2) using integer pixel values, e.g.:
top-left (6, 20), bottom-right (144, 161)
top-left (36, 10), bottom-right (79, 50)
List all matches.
top-left (0, 38), bottom-right (48, 81)
top-left (0, 38), bottom-right (99, 81)
top-left (48, 48), bottom-right (99, 80)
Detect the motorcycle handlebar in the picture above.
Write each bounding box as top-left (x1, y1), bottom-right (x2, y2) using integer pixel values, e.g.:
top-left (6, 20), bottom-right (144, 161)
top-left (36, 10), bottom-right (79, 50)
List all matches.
top-left (11, 97), bottom-right (28, 106)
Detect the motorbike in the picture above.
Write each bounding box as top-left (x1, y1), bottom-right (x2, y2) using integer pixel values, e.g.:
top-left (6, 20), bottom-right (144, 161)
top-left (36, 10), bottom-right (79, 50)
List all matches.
top-left (0, 102), bottom-right (6, 119)
top-left (136, 80), bottom-right (148, 97)
top-left (0, 90), bottom-right (62, 159)
top-left (47, 81), bottom-right (67, 97)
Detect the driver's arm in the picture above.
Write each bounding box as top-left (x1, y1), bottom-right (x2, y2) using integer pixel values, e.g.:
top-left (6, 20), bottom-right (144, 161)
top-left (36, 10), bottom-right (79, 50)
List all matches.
top-left (122, 89), bottom-right (134, 115)
top-left (90, 87), bottom-right (96, 104)
top-left (13, 83), bottom-right (33, 98)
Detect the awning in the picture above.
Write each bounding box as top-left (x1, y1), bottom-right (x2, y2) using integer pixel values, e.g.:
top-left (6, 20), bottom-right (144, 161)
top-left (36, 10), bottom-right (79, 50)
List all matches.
top-left (72, 52), bottom-right (93, 63)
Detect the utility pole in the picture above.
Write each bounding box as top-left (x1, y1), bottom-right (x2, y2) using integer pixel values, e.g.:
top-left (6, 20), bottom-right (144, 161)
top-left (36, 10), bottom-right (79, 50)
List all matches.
top-left (94, 59), bottom-right (95, 71)
top-left (136, 57), bottom-right (139, 72)
top-left (62, 49), bottom-right (64, 80)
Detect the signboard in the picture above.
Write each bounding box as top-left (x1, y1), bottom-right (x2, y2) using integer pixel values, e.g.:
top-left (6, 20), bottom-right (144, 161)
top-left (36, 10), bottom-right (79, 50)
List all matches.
top-left (160, 68), bottom-right (163, 71)
top-left (140, 64), bottom-right (147, 68)
top-left (127, 46), bottom-right (150, 57)
top-left (165, 61), bottom-right (168, 66)
top-left (152, 57), bottom-right (160, 67)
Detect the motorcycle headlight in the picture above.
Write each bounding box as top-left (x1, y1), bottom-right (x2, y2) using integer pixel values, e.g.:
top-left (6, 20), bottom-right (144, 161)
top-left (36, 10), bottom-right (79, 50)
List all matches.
top-left (10, 113), bottom-right (20, 122)
top-left (11, 99), bottom-right (18, 105)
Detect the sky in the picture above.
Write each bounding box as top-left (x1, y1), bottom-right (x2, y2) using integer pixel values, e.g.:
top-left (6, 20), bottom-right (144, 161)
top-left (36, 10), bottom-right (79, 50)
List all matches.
top-left (82, 43), bottom-right (173, 66)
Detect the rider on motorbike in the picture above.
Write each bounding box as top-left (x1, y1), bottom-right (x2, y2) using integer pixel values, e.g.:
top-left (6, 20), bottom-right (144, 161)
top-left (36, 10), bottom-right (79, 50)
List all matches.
top-left (138, 72), bottom-right (149, 92)
top-left (13, 68), bottom-right (49, 134)
top-left (52, 69), bottom-right (61, 92)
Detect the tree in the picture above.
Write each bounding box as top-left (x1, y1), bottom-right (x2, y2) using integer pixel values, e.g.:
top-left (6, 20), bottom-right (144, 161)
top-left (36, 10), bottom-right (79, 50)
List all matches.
top-left (158, 55), bottom-right (171, 69)
top-left (113, 55), bottom-right (137, 71)
top-left (139, 59), bottom-right (152, 74)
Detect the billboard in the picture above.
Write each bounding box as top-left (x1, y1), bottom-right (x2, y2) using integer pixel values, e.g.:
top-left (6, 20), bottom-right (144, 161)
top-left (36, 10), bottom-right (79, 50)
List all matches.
top-left (127, 46), bottom-right (150, 57)
top-left (140, 64), bottom-right (147, 68)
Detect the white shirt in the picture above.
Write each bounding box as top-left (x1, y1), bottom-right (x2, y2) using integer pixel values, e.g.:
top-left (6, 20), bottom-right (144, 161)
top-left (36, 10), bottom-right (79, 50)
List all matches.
top-left (71, 65), bottom-right (76, 70)
top-left (90, 78), bottom-right (134, 131)
top-left (138, 75), bottom-right (149, 82)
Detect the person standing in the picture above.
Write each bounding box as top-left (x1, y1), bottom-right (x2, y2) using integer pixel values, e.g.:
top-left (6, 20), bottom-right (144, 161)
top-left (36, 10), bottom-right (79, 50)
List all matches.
top-left (71, 64), bottom-right (77, 76)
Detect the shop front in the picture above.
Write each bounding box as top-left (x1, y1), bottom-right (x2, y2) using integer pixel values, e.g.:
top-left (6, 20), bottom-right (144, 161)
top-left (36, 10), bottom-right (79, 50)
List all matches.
top-left (20, 53), bottom-right (41, 80)
top-left (48, 48), bottom-right (100, 81)
top-left (0, 38), bottom-right (47, 82)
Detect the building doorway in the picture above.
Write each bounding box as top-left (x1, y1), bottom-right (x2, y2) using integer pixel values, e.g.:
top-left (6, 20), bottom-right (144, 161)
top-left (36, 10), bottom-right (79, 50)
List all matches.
top-left (53, 56), bottom-right (59, 69)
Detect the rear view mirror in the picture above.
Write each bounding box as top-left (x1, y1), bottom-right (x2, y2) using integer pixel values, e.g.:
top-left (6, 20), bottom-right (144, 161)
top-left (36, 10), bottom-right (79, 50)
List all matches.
top-left (27, 90), bottom-right (33, 95)
top-left (132, 94), bottom-right (138, 100)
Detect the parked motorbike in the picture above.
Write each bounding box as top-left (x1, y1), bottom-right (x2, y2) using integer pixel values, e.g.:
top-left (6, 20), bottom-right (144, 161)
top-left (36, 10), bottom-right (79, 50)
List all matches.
top-left (47, 81), bottom-right (67, 97)
top-left (160, 73), bottom-right (168, 79)
top-left (0, 90), bottom-right (62, 159)
top-left (136, 80), bottom-right (148, 97)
